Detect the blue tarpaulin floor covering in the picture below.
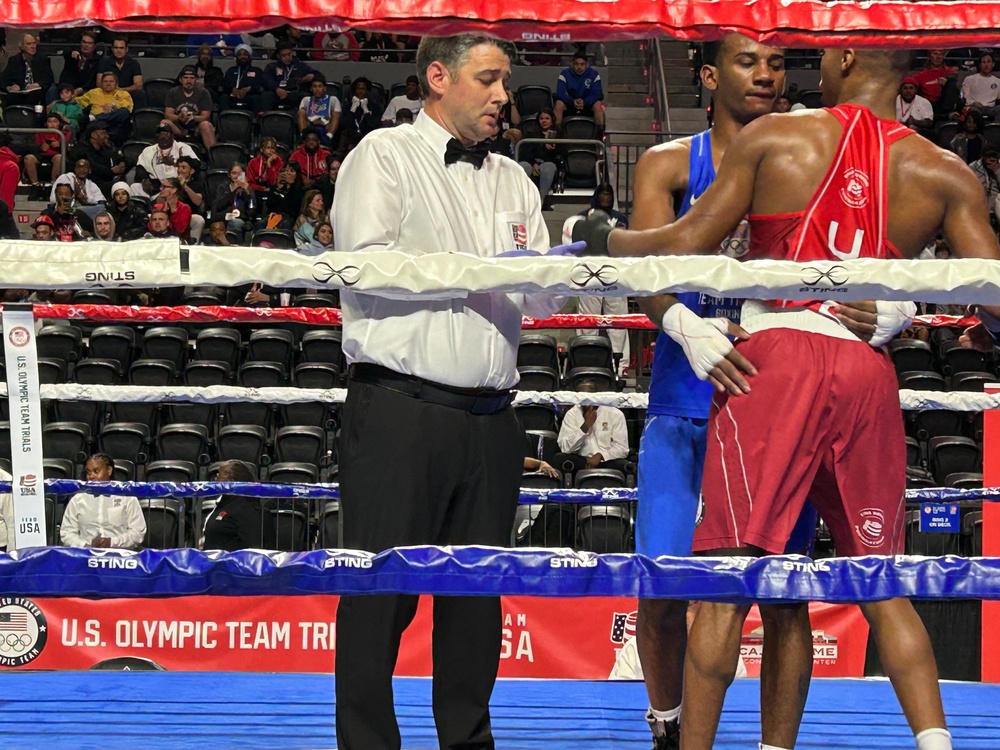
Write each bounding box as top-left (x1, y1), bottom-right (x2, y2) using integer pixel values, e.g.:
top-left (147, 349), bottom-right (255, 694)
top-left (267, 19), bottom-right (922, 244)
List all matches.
top-left (0, 672), bottom-right (997, 748)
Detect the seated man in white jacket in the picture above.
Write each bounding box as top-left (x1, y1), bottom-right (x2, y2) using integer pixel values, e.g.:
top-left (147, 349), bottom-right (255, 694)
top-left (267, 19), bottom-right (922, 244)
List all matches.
top-left (60, 453), bottom-right (145, 550)
top-left (554, 378), bottom-right (630, 483)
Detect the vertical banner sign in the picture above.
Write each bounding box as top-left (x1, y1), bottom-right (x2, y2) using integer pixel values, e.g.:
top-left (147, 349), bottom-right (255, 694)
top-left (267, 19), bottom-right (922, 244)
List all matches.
top-left (982, 383), bottom-right (1000, 682)
top-left (1, 304), bottom-right (47, 547)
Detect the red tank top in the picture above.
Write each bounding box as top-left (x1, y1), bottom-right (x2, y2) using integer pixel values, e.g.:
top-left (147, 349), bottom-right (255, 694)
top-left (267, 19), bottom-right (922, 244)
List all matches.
top-left (746, 104), bottom-right (912, 311)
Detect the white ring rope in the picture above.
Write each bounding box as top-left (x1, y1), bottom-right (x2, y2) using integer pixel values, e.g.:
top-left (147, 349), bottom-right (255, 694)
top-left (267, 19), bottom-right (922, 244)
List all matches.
top-left (2, 240), bottom-right (1000, 304)
top-left (2, 384), bottom-right (996, 412)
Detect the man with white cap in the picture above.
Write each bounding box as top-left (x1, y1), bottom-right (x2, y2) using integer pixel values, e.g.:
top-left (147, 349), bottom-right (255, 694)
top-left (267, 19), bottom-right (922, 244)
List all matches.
top-left (222, 44), bottom-right (266, 113)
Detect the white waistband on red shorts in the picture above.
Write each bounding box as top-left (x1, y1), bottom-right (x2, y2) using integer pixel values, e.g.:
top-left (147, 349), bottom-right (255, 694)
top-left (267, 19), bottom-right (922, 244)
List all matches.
top-left (739, 300), bottom-right (861, 342)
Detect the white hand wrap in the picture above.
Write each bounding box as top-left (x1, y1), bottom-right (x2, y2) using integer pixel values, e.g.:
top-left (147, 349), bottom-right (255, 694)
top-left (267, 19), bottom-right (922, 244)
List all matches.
top-left (869, 301), bottom-right (917, 347)
top-left (660, 303), bottom-right (733, 381)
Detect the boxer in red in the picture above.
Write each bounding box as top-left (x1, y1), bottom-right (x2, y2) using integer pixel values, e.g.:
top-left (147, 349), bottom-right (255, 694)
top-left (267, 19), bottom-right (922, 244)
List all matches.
top-left (584, 48), bottom-right (1000, 750)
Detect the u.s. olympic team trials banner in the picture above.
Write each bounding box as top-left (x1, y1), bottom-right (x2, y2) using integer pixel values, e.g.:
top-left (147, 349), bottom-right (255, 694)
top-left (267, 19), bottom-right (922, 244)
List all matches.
top-left (0, 595), bottom-right (868, 677)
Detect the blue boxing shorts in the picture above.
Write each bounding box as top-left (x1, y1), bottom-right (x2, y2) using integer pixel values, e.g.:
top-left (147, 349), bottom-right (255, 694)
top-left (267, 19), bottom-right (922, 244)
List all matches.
top-left (635, 413), bottom-right (817, 557)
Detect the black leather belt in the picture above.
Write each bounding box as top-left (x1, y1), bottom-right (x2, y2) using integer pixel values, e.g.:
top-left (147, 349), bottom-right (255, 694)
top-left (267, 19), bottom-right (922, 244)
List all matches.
top-left (349, 363), bottom-right (514, 415)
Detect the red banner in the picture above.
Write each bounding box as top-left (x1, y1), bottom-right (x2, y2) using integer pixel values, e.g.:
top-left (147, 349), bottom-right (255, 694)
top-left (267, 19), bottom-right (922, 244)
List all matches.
top-left (982, 384), bottom-right (999, 682)
top-left (5, 0), bottom-right (1000, 47)
top-left (0, 594), bottom-right (867, 678)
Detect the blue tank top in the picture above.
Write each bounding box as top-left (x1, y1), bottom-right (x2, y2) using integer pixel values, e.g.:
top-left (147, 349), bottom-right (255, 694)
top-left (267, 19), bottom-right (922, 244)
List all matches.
top-left (646, 130), bottom-right (747, 418)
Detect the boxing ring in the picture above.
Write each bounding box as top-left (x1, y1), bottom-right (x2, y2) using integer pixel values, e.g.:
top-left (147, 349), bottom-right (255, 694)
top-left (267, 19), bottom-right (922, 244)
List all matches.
top-left (0, 241), bottom-right (999, 748)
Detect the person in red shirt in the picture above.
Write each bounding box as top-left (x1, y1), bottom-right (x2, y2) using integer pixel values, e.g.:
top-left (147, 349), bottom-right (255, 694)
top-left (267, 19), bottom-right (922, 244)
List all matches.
top-left (155, 178), bottom-right (193, 240)
top-left (247, 136), bottom-right (284, 194)
top-left (582, 47), bottom-right (1000, 750)
top-left (288, 129), bottom-right (331, 188)
top-left (909, 49), bottom-right (959, 119)
top-left (24, 113), bottom-right (69, 191)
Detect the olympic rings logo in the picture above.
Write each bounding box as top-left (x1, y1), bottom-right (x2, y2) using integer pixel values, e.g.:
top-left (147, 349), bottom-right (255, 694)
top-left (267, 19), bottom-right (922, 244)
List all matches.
top-left (312, 262), bottom-right (361, 287)
top-left (570, 263), bottom-right (619, 288)
top-left (0, 633), bottom-right (32, 653)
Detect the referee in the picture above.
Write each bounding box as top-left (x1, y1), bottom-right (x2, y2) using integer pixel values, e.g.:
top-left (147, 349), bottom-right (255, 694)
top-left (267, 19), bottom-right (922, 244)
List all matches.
top-left (332, 34), bottom-right (563, 750)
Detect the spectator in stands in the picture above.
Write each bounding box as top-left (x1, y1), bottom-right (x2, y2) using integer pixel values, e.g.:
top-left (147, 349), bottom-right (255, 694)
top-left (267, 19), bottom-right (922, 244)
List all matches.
top-left (289, 130), bottom-right (331, 188)
top-left (96, 36), bottom-right (146, 108)
top-left (337, 77), bottom-right (382, 151)
top-left (156, 177), bottom-right (197, 241)
top-left (75, 72), bottom-right (133, 144)
top-left (185, 33), bottom-right (242, 57)
top-left (221, 43), bottom-right (265, 113)
top-left (49, 82), bottom-right (85, 136)
top-left (774, 95), bottom-right (791, 113)
top-left (201, 215), bottom-right (232, 246)
top-left (23, 114), bottom-right (68, 194)
top-left (0, 135), bottom-right (21, 210)
top-left (193, 44), bottom-right (226, 105)
top-left (382, 75), bottom-right (425, 125)
top-left (390, 34), bottom-right (420, 63)
top-left (0, 200), bottom-right (19, 241)
top-left (262, 41), bottom-right (318, 110)
top-left (144, 204), bottom-right (178, 239)
top-left (93, 210), bottom-right (116, 241)
top-left (60, 454), bottom-right (145, 550)
top-left (275, 26), bottom-right (309, 60)
top-left (70, 121), bottom-right (127, 199)
top-left (163, 66), bottom-right (217, 150)
top-left (1, 34), bottom-right (54, 107)
top-left (394, 109), bottom-right (414, 126)
top-left (107, 181), bottom-right (149, 241)
top-left (298, 76), bottom-right (342, 146)
top-left (134, 124), bottom-right (198, 197)
top-left (554, 52), bottom-right (604, 129)
top-left (31, 215), bottom-right (55, 240)
top-left (950, 109), bottom-right (988, 163)
top-left (176, 156), bottom-right (207, 219)
top-left (50, 158), bottom-right (106, 205)
top-left (42, 183), bottom-right (94, 240)
top-left (959, 51), bottom-right (1000, 120)
top-left (553, 379), bottom-right (630, 481)
top-left (359, 32), bottom-right (392, 63)
top-left (294, 189), bottom-right (326, 246)
top-left (517, 108), bottom-right (560, 209)
top-left (315, 154), bottom-right (341, 209)
top-left (911, 49), bottom-right (958, 120)
top-left (52, 30), bottom-right (102, 102)
top-left (202, 459), bottom-right (277, 551)
top-left (262, 161), bottom-right (305, 228)
top-left (212, 163), bottom-right (255, 238)
top-left (896, 76), bottom-right (934, 130)
top-left (971, 149), bottom-right (1000, 211)
top-left (299, 220), bottom-right (334, 255)
top-left (312, 30), bottom-right (359, 61)
top-left (247, 137), bottom-right (284, 194)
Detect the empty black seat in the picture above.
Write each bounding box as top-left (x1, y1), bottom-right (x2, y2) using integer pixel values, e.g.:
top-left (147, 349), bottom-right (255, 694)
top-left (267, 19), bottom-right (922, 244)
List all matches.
top-left (98, 422), bottom-right (150, 466)
top-left (517, 366), bottom-right (559, 392)
top-left (577, 505), bottom-right (633, 553)
top-left (183, 360), bottom-right (232, 386)
top-left (515, 85), bottom-right (552, 117)
top-left (247, 329), bottom-right (295, 367)
top-left (318, 500), bottom-right (340, 549)
top-left (88, 326), bottom-right (136, 373)
top-left (156, 423), bottom-right (209, 465)
top-left (195, 328), bottom-right (242, 368)
top-left (898, 371), bottom-right (947, 391)
top-left (515, 404), bottom-right (558, 432)
top-left (294, 293), bottom-right (337, 307)
top-left (568, 334), bottom-right (614, 371)
top-left (566, 366), bottom-right (614, 391)
top-left (216, 425), bottom-right (268, 464)
top-left (143, 327), bottom-right (189, 363)
top-left (42, 422), bottom-right (91, 464)
top-left (145, 460), bottom-right (197, 484)
top-left (42, 458), bottom-right (76, 479)
top-left (927, 436), bottom-right (979, 484)
top-left (939, 339), bottom-right (987, 376)
top-left (74, 358), bottom-right (121, 385)
top-left (294, 362), bottom-right (340, 389)
top-left (270, 506), bottom-right (310, 551)
top-left (128, 359), bottom-right (176, 386)
top-left (274, 426), bottom-right (325, 465)
top-left (574, 468), bottom-right (627, 490)
top-left (300, 331), bottom-right (344, 367)
top-left (887, 339), bottom-right (934, 375)
top-left (238, 361), bottom-right (286, 388)
top-left (945, 471), bottom-right (983, 489)
top-left (37, 326), bottom-right (83, 363)
top-left (517, 333), bottom-right (560, 371)
top-left (267, 462), bottom-right (319, 484)
top-left (38, 357), bottom-right (69, 384)
top-left (140, 497), bottom-right (184, 549)
top-left (951, 371), bottom-right (998, 392)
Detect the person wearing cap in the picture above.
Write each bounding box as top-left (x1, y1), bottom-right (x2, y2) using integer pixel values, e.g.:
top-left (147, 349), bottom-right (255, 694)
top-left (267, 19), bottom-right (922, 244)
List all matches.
top-left (381, 74), bottom-right (425, 126)
top-left (896, 76), bottom-right (935, 130)
top-left (193, 44), bottom-right (226, 105)
top-left (297, 74), bottom-right (341, 146)
top-left (176, 156), bottom-right (208, 221)
top-left (49, 158), bottom-right (106, 206)
top-left (107, 181), bottom-right (148, 241)
top-left (134, 124), bottom-right (198, 197)
top-left (31, 214), bottom-right (54, 241)
top-left (163, 66), bottom-right (217, 149)
top-left (96, 36), bottom-right (146, 108)
top-left (262, 41), bottom-right (318, 110)
top-left (69, 121), bottom-right (126, 199)
top-left (41, 182), bottom-right (94, 241)
top-left (221, 43), bottom-right (266, 113)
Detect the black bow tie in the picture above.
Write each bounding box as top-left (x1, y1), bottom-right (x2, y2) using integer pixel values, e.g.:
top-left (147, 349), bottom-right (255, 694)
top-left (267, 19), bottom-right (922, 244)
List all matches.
top-left (444, 138), bottom-right (489, 169)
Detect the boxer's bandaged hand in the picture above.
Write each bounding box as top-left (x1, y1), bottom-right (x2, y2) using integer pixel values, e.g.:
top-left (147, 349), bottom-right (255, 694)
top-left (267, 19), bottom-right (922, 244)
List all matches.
top-left (571, 210), bottom-right (612, 256)
top-left (661, 303), bottom-right (733, 381)
top-left (869, 301), bottom-right (917, 347)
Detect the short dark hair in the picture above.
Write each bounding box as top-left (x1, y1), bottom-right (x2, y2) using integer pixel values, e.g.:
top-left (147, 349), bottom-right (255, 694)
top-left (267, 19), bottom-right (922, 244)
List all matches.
top-left (985, 149), bottom-right (1000, 159)
top-left (416, 35), bottom-right (515, 98)
top-left (276, 41), bottom-right (294, 54)
top-left (89, 452), bottom-right (115, 471)
top-left (216, 459), bottom-right (257, 483)
top-left (311, 72), bottom-right (327, 86)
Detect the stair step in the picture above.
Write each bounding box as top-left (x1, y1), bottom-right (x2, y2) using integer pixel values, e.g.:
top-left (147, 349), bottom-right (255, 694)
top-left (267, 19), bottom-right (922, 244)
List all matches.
top-left (606, 93), bottom-right (653, 108)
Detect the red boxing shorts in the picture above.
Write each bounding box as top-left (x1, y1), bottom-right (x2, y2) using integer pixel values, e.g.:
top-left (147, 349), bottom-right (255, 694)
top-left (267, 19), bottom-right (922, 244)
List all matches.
top-left (694, 328), bottom-right (906, 556)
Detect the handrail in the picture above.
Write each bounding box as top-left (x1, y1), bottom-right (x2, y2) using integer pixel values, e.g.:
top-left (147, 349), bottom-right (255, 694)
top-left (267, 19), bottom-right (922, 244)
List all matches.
top-left (650, 39), bottom-right (671, 134)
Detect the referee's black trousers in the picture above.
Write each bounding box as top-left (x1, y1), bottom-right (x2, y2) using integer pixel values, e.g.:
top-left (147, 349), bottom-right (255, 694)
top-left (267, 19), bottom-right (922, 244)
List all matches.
top-left (335, 378), bottom-right (525, 750)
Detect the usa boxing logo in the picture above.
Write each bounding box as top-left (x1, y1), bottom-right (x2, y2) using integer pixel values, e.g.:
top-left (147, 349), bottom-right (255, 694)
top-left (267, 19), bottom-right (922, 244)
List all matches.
top-left (839, 168), bottom-right (870, 209)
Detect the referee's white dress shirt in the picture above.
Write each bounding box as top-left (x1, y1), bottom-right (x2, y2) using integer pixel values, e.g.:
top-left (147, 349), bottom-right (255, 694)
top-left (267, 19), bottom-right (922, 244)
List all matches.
top-left (333, 111), bottom-right (562, 390)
